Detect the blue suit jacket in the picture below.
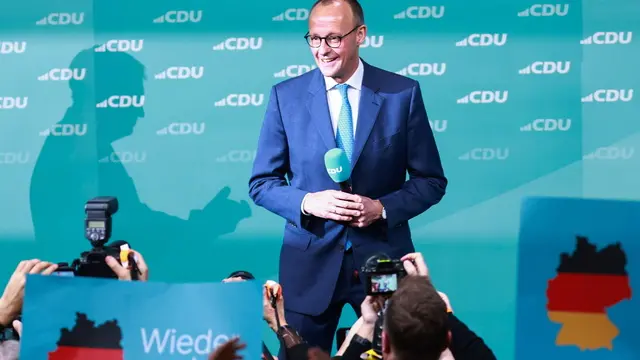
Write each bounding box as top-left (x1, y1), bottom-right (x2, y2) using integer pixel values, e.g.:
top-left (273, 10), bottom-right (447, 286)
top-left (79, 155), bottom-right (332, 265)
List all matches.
top-left (249, 60), bottom-right (447, 316)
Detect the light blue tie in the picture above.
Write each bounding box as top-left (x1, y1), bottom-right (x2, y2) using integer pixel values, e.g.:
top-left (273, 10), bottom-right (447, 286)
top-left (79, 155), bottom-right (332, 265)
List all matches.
top-left (335, 83), bottom-right (353, 251)
top-left (335, 84), bottom-right (354, 163)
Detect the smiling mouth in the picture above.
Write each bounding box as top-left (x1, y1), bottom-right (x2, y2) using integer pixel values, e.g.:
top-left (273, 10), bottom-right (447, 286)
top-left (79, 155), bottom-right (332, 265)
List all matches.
top-left (320, 57), bottom-right (337, 63)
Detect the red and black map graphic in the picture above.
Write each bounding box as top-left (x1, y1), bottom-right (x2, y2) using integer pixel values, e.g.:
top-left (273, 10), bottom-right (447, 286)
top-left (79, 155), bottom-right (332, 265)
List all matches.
top-left (48, 312), bottom-right (123, 360)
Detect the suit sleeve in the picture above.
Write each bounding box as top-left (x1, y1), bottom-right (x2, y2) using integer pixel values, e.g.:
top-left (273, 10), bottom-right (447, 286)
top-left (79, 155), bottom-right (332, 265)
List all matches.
top-left (248, 86), bottom-right (311, 229)
top-left (378, 82), bottom-right (447, 227)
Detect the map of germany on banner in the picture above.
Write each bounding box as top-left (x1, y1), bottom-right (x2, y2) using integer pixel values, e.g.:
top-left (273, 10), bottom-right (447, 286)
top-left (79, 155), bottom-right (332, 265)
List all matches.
top-left (516, 197), bottom-right (639, 360)
top-left (48, 313), bottom-right (123, 360)
top-left (546, 236), bottom-right (631, 350)
top-left (20, 275), bottom-right (263, 360)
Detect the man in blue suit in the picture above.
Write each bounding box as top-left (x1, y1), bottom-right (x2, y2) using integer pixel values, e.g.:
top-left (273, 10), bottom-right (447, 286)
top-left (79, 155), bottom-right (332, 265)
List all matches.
top-left (249, 0), bottom-right (447, 355)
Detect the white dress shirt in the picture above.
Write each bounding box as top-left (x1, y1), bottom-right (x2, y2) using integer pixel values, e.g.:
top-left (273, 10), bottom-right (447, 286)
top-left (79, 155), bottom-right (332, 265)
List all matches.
top-left (300, 59), bottom-right (364, 215)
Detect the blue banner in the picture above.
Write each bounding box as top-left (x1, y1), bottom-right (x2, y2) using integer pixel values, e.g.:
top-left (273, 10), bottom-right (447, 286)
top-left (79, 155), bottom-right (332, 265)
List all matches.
top-left (20, 275), bottom-right (262, 359)
top-left (516, 197), bottom-right (640, 359)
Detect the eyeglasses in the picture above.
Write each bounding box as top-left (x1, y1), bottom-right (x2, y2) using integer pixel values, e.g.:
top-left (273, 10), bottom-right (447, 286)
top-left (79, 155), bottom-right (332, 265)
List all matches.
top-left (304, 25), bottom-right (361, 48)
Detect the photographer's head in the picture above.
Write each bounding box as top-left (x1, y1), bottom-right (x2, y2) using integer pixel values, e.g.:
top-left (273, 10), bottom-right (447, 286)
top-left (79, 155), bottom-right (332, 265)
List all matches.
top-left (382, 276), bottom-right (450, 360)
top-left (223, 270), bottom-right (255, 282)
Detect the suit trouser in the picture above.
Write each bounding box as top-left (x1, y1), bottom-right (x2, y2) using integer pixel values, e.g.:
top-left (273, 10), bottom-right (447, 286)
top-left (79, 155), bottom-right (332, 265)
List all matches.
top-left (278, 250), bottom-right (365, 359)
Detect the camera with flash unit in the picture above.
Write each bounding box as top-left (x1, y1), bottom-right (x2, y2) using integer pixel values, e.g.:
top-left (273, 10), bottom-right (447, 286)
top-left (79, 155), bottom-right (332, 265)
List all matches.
top-left (361, 253), bottom-right (407, 296)
top-left (54, 196), bottom-right (129, 278)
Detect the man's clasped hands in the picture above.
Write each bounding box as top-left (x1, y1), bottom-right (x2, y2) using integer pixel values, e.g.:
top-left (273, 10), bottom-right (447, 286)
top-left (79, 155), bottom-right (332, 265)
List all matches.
top-left (303, 190), bottom-right (384, 228)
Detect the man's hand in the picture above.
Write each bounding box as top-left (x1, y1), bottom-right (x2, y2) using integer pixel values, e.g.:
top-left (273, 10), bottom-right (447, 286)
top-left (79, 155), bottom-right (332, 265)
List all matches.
top-left (0, 259), bottom-right (57, 326)
top-left (401, 252), bottom-right (429, 276)
top-left (105, 250), bottom-right (149, 281)
top-left (356, 296), bottom-right (382, 341)
top-left (262, 282), bottom-right (287, 332)
top-left (360, 296), bottom-right (383, 325)
top-left (303, 190), bottom-right (363, 221)
top-left (208, 336), bottom-right (246, 360)
top-left (349, 196), bottom-right (383, 228)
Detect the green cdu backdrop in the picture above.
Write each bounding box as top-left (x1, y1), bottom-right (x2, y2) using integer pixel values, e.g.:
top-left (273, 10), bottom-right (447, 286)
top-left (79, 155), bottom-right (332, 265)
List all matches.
top-left (0, 1), bottom-right (638, 358)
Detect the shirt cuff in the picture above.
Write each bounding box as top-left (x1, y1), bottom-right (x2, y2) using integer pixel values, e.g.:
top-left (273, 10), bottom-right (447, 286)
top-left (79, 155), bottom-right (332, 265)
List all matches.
top-left (300, 193), bottom-right (310, 216)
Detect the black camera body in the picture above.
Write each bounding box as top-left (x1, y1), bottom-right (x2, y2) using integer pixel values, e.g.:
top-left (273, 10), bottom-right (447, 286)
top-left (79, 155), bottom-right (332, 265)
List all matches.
top-left (361, 253), bottom-right (407, 296)
top-left (54, 196), bottom-right (126, 279)
top-left (73, 245), bottom-right (122, 278)
top-left (360, 253), bottom-right (409, 356)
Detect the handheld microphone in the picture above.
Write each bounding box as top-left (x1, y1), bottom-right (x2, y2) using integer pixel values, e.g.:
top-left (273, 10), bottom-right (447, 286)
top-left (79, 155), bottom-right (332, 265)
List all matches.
top-left (324, 148), bottom-right (352, 193)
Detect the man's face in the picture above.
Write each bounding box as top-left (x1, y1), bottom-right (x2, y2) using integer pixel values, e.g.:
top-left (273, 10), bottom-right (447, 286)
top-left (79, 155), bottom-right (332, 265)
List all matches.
top-left (307, 2), bottom-right (366, 80)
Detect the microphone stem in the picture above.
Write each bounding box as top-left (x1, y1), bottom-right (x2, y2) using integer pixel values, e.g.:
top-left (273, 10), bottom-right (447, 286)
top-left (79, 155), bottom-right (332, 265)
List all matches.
top-left (340, 182), bottom-right (352, 193)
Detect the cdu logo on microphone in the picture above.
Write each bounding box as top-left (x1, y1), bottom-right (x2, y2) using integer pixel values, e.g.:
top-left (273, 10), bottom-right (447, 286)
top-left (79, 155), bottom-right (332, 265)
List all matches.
top-left (324, 149), bottom-right (351, 183)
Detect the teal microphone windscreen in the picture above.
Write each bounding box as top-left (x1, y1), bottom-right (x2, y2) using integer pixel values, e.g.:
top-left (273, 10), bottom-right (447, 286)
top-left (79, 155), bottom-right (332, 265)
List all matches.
top-left (324, 148), bottom-right (351, 183)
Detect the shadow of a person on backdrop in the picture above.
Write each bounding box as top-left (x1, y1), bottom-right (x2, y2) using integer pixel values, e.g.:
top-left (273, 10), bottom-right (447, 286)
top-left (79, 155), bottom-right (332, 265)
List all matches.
top-left (29, 45), bottom-right (251, 281)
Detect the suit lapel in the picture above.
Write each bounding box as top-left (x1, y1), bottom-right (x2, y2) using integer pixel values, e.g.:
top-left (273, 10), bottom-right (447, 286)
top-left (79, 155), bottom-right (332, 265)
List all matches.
top-left (306, 70), bottom-right (337, 151)
top-left (352, 63), bottom-right (383, 168)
